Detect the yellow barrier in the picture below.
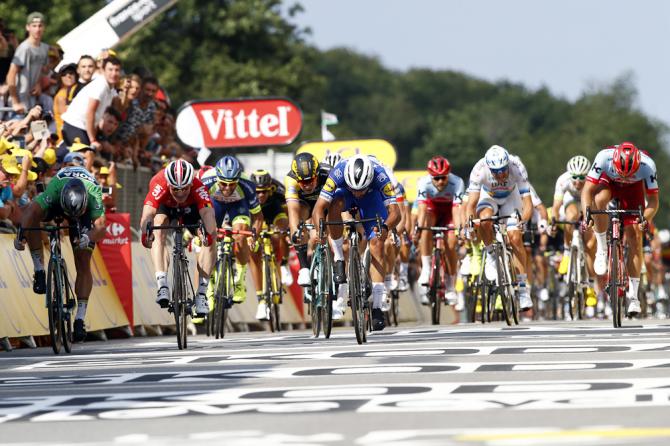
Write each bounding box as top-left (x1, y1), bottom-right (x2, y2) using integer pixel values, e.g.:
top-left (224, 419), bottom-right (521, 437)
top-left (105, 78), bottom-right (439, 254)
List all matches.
top-left (0, 234), bottom-right (129, 339)
top-left (132, 242), bottom-right (174, 326)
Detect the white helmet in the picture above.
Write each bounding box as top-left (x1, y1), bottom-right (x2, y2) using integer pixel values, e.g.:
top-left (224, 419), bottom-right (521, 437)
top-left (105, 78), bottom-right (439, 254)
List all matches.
top-left (165, 159), bottom-right (195, 188)
top-left (566, 155), bottom-right (590, 176)
top-left (658, 229), bottom-right (670, 245)
top-left (485, 145), bottom-right (509, 170)
top-left (323, 152), bottom-right (342, 167)
top-left (344, 155), bottom-right (375, 191)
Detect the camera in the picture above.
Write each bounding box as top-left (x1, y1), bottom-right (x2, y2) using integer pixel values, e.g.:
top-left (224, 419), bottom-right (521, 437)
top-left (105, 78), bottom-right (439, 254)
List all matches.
top-left (40, 110), bottom-right (54, 124)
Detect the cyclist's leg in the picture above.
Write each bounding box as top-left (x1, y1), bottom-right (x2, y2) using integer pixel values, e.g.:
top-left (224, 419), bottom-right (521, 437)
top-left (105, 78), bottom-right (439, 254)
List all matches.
top-left (231, 207), bottom-right (254, 303)
top-left (191, 207), bottom-right (215, 315)
top-left (477, 196), bottom-right (498, 281)
top-left (151, 207), bottom-right (171, 306)
top-left (501, 193), bottom-right (531, 310)
top-left (618, 181), bottom-right (646, 314)
top-left (19, 202), bottom-right (47, 294)
top-left (328, 193), bottom-right (347, 283)
top-left (68, 215), bottom-right (96, 341)
top-left (592, 183), bottom-right (612, 275)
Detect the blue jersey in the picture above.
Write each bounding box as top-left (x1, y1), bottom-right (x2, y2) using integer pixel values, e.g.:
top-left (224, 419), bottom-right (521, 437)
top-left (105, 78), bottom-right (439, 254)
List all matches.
top-left (207, 176), bottom-right (261, 215)
top-left (319, 159), bottom-right (396, 206)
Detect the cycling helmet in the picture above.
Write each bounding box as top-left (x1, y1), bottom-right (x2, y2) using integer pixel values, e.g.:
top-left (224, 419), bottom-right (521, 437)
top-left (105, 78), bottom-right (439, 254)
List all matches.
top-left (215, 155), bottom-right (242, 181)
top-left (613, 142), bottom-right (640, 177)
top-left (344, 155), bottom-right (375, 191)
top-left (566, 155), bottom-right (590, 177)
top-left (165, 159), bottom-right (194, 188)
top-left (323, 152), bottom-right (342, 167)
top-left (251, 169), bottom-right (272, 189)
top-left (427, 156), bottom-right (450, 176)
top-left (60, 178), bottom-right (88, 218)
top-left (485, 145), bottom-right (509, 171)
top-left (291, 153), bottom-right (319, 181)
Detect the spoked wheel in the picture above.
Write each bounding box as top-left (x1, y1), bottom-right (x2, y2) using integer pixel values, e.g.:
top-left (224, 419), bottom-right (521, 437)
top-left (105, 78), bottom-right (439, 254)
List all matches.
top-left (172, 260), bottom-right (188, 350)
top-left (390, 290), bottom-right (399, 326)
top-left (350, 253), bottom-right (366, 345)
top-left (61, 263), bottom-right (73, 353)
top-left (496, 254), bottom-right (514, 326)
top-left (429, 252), bottom-right (441, 325)
top-left (47, 259), bottom-right (63, 354)
top-left (609, 244), bottom-right (622, 328)
top-left (323, 291), bottom-right (333, 338)
top-left (311, 285), bottom-right (322, 338)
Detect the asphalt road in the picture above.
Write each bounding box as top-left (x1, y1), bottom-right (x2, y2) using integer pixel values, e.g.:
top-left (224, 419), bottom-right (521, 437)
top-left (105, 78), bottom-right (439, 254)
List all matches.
top-left (2, 320), bottom-right (670, 445)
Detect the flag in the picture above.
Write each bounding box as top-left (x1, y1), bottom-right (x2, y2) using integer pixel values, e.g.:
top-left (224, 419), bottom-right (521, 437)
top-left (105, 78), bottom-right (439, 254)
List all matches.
top-left (321, 125), bottom-right (336, 142)
top-left (321, 110), bottom-right (338, 126)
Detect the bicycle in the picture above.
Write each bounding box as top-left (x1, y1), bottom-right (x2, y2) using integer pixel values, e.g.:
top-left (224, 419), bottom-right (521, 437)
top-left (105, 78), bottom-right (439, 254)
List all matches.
top-left (18, 221), bottom-right (77, 354)
top-left (470, 214), bottom-right (519, 326)
top-left (323, 216), bottom-right (381, 344)
top-left (416, 225), bottom-right (456, 325)
top-left (259, 227), bottom-right (289, 332)
top-left (586, 206), bottom-right (643, 328)
top-left (305, 219), bottom-right (337, 338)
top-left (554, 220), bottom-right (590, 320)
top-left (146, 215), bottom-right (202, 350)
top-left (208, 225), bottom-right (254, 339)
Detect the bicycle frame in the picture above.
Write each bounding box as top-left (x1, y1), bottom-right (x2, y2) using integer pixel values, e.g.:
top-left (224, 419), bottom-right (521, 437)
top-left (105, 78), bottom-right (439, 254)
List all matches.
top-left (555, 220), bottom-right (590, 320)
top-left (417, 225), bottom-right (455, 325)
top-left (259, 227), bottom-right (288, 332)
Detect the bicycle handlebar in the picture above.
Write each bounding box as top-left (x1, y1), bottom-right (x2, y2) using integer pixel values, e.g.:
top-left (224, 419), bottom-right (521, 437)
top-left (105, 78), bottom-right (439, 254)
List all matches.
top-left (416, 225), bottom-right (456, 232)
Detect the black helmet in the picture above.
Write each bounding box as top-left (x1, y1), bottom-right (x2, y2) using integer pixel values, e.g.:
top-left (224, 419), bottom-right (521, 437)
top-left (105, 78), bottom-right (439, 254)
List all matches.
top-left (60, 178), bottom-right (88, 218)
top-left (251, 169), bottom-right (273, 189)
top-left (291, 153), bottom-right (319, 181)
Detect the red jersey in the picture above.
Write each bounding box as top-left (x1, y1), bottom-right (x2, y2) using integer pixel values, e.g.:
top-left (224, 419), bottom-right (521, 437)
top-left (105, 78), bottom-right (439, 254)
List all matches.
top-left (144, 169), bottom-right (212, 210)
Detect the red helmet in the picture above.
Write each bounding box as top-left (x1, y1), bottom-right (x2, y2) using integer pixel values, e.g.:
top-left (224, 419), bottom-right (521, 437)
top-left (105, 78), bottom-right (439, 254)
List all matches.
top-left (427, 156), bottom-right (450, 176)
top-left (612, 142), bottom-right (640, 177)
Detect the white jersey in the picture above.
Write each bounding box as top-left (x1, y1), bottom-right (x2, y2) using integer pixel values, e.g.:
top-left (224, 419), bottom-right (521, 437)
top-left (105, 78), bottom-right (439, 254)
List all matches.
top-left (467, 154), bottom-right (531, 200)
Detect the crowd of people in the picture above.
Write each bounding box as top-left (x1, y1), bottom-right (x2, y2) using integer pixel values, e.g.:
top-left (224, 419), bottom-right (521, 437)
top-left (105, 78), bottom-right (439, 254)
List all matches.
top-left (0, 12), bottom-right (194, 229)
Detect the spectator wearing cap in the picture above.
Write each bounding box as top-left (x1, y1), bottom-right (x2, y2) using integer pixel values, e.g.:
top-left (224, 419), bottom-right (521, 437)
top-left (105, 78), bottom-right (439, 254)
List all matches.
top-left (94, 48), bottom-right (118, 79)
top-left (94, 161), bottom-right (119, 212)
top-left (0, 151), bottom-right (36, 224)
top-left (66, 55), bottom-right (96, 105)
top-left (6, 12), bottom-right (49, 115)
top-left (61, 56), bottom-right (120, 153)
top-left (53, 63), bottom-right (78, 141)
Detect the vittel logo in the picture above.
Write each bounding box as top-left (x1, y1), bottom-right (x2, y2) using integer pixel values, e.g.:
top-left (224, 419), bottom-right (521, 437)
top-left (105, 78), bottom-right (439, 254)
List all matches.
top-left (176, 98), bottom-right (303, 149)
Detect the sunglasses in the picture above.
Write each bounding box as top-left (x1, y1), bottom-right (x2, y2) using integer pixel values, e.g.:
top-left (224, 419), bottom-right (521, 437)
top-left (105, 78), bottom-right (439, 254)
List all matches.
top-left (571, 175), bottom-right (586, 180)
top-left (432, 175), bottom-right (448, 182)
top-left (297, 178), bottom-right (315, 187)
top-left (256, 188), bottom-right (271, 194)
top-left (490, 167), bottom-right (508, 175)
top-left (218, 180), bottom-right (238, 187)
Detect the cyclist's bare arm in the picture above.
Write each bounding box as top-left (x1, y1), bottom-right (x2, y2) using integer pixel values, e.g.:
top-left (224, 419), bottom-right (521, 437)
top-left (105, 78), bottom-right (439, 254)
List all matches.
top-left (89, 215), bottom-right (107, 243)
top-left (197, 206), bottom-right (217, 236)
top-left (466, 190), bottom-right (480, 220)
top-left (286, 200), bottom-right (303, 237)
top-left (645, 193), bottom-right (659, 222)
top-left (521, 194), bottom-right (533, 223)
top-left (385, 202), bottom-right (400, 230)
top-left (139, 204), bottom-right (157, 233)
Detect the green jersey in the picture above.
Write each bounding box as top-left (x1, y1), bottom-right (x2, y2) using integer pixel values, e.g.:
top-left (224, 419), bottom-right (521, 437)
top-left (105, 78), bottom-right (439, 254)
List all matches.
top-left (35, 167), bottom-right (104, 220)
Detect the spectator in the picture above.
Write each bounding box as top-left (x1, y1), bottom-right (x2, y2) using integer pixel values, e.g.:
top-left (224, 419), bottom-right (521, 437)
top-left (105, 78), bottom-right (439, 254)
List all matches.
top-left (116, 76), bottom-right (159, 166)
top-left (6, 12), bottom-right (49, 116)
top-left (95, 161), bottom-right (118, 212)
top-left (96, 106), bottom-right (122, 161)
top-left (0, 19), bottom-right (19, 84)
top-left (60, 56), bottom-right (120, 152)
top-left (113, 73), bottom-right (141, 118)
top-left (66, 55), bottom-right (96, 104)
top-left (94, 48), bottom-right (118, 79)
top-left (63, 151), bottom-right (85, 168)
top-left (53, 63), bottom-right (77, 141)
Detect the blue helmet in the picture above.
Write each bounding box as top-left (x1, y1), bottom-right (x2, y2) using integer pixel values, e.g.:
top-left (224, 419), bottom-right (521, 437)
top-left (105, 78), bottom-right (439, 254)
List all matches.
top-left (216, 155), bottom-right (242, 181)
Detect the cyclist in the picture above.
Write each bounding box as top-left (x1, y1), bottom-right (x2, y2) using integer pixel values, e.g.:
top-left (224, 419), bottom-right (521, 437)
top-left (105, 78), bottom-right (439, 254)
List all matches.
top-left (525, 185), bottom-right (549, 310)
top-left (284, 152), bottom-right (330, 287)
top-left (139, 159), bottom-right (217, 317)
top-left (206, 156), bottom-right (264, 315)
top-left (313, 154), bottom-right (401, 331)
top-left (413, 155), bottom-right (465, 306)
top-left (550, 155), bottom-right (603, 312)
top-left (582, 142), bottom-right (659, 316)
top-left (465, 145), bottom-right (534, 311)
top-left (322, 152), bottom-right (342, 169)
top-left (250, 169), bottom-right (292, 318)
top-left (15, 167), bottom-right (106, 342)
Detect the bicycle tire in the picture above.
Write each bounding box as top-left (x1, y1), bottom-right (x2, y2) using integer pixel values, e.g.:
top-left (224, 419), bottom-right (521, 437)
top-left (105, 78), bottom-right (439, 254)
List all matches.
top-left (609, 242), bottom-right (620, 328)
top-left (322, 247), bottom-right (334, 338)
top-left (272, 259), bottom-right (282, 332)
top-left (172, 258), bottom-right (187, 349)
top-left (264, 258), bottom-right (275, 333)
top-left (213, 259), bottom-right (225, 338)
top-left (61, 261), bottom-right (73, 353)
top-left (616, 244), bottom-right (625, 327)
top-left (46, 257), bottom-right (62, 354)
top-left (496, 248), bottom-right (514, 326)
top-left (429, 250), bottom-right (442, 325)
top-left (220, 256), bottom-right (233, 338)
top-left (390, 289), bottom-right (399, 326)
top-left (362, 247), bottom-right (371, 340)
top-left (349, 246), bottom-right (365, 344)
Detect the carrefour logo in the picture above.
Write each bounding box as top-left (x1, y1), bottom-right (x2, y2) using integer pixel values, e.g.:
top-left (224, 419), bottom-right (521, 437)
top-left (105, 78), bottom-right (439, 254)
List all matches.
top-left (107, 222), bottom-right (125, 237)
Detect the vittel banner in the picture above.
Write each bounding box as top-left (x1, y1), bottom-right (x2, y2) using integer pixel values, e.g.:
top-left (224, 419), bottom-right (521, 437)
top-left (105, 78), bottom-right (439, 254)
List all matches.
top-left (176, 98), bottom-right (303, 149)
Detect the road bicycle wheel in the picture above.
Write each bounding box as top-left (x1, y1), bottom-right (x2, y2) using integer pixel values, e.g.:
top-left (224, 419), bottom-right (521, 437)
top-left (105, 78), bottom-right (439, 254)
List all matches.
top-left (219, 257), bottom-right (233, 338)
top-left (390, 289), bottom-right (399, 326)
top-left (172, 258), bottom-right (187, 349)
top-left (608, 243), bottom-right (620, 328)
top-left (349, 247), bottom-right (365, 344)
top-left (46, 258), bottom-right (63, 354)
top-left (362, 247), bottom-right (371, 340)
top-left (322, 247), bottom-right (334, 338)
top-left (496, 249), bottom-right (514, 326)
top-left (264, 258), bottom-right (276, 333)
top-left (61, 261), bottom-right (73, 353)
top-left (271, 259), bottom-right (282, 332)
top-left (429, 250), bottom-right (442, 325)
